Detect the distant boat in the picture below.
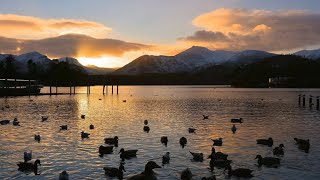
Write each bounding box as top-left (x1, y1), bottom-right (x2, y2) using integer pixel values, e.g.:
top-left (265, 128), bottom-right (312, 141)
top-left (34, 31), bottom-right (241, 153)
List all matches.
top-left (0, 79), bottom-right (42, 96)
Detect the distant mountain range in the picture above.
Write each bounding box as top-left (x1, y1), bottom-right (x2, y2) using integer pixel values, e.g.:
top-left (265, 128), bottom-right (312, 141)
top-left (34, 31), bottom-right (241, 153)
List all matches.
top-left (293, 49), bottom-right (320, 60)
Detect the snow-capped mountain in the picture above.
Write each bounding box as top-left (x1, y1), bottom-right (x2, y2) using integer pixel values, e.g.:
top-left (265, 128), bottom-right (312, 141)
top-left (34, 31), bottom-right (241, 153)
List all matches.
top-left (294, 49), bottom-right (320, 60)
top-left (58, 57), bottom-right (83, 66)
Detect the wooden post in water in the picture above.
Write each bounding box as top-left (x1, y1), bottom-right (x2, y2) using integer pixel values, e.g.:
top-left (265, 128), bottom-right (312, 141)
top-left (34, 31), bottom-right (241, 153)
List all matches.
top-left (74, 82), bottom-right (76, 94)
top-left (103, 84), bottom-right (105, 95)
top-left (117, 84), bottom-right (119, 95)
top-left (112, 84), bottom-right (114, 95)
top-left (49, 81), bottom-right (52, 96)
top-left (298, 94), bottom-right (301, 105)
top-left (309, 95), bottom-right (313, 108)
top-left (302, 95), bottom-right (306, 107)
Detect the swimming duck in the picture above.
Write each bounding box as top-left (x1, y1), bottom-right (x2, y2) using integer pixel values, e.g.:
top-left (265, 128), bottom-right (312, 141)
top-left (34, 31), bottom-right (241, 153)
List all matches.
top-left (202, 175), bottom-right (216, 180)
top-left (255, 155), bottom-right (280, 167)
top-left (208, 152), bottom-right (228, 160)
top-left (81, 131), bottom-right (90, 139)
top-left (144, 120), bottom-right (148, 125)
top-left (212, 138), bottom-right (223, 146)
top-left (60, 125), bottom-right (68, 130)
top-left (119, 148), bottom-right (138, 159)
top-left (24, 151), bottom-right (32, 162)
top-left (190, 151), bottom-right (204, 162)
top-left (294, 138), bottom-right (310, 153)
top-left (104, 163), bottom-right (126, 179)
top-left (181, 168), bottom-right (192, 180)
top-left (203, 115), bottom-right (209, 119)
top-left (224, 164), bottom-right (253, 178)
top-left (127, 161), bottom-right (161, 180)
top-left (17, 159), bottom-right (41, 175)
top-left (13, 118), bottom-right (20, 126)
top-left (231, 125), bottom-right (237, 134)
top-left (34, 134), bottom-right (41, 143)
top-left (256, 137), bottom-right (273, 147)
top-left (41, 116), bottom-right (48, 122)
top-left (188, 128), bottom-right (196, 133)
top-left (273, 144), bottom-right (285, 156)
top-left (143, 126), bottom-right (150, 132)
top-left (89, 124), bottom-right (94, 129)
top-left (81, 115), bottom-right (85, 119)
top-left (179, 137), bottom-right (187, 148)
top-left (99, 145), bottom-right (113, 155)
top-left (162, 152), bottom-right (170, 165)
top-left (231, 118), bottom-right (243, 123)
top-left (104, 136), bottom-right (119, 146)
top-left (210, 158), bottom-right (232, 170)
top-left (59, 171), bottom-right (69, 180)
top-left (0, 120), bottom-right (10, 125)
top-left (161, 136), bottom-right (168, 146)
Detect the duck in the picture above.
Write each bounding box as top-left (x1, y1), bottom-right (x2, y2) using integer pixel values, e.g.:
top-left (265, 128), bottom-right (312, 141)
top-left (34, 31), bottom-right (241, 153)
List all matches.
top-left (99, 145), bottom-right (113, 155)
top-left (224, 164), bottom-right (253, 178)
top-left (81, 131), bottom-right (90, 139)
top-left (17, 159), bottom-right (41, 175)
top-left (202, 175), bottom-right (216, 180)
top-left (256, 137), bottom-right (273, 147)
top-left (144, 120), bottom-right (148, 125)
top-left (127, 161), bottom-right (161, 180)
top-left (231, 118), bottom-right (243, 123)
top-left (13, 118), bottom-right (20, 126)
top-left (34, 134), bottom-right (41, 143)
top-left (89, 124), bottom-right (94, 129)
top-left (104, 163), bottom-right (126, 179)
top-left (231, 125), bottom-right (237, 134)
top-left (123, 100), bottom-right (127, 103)
top-left (294, 138), bottom-right (310, 153)
top-left (210, 158), bottom-right (232, 169)
top-left (143, 126), bottom-right (150, 132)
top-left (119, 148), bottom-right (138, 159)
top-left (273, 144), bottom-right (285, 156)
top-left (208, 152), bottom-right (228, 160)
top-left (104, 136), bottom-right (119, 146)
top-left (203, 115), bottom-right (209, 119)
top-left (212, 138), bottom-right (223, 146)
top-left (161, 136), bottom-right (168, 146)
top-left (255, 155), bottom-right (280, 167)
top-left (188, 128), bottom-right (196, 133)
top-left (162, 152), bottom-right (170, 164)
top-left (24, 151), bottom-right (32, 162)
top-left (0, 120), bottom-right (10, 125)
top-left (81, 115), bottom-right (85, 119)
top-left (181, 168), bottom-right (192, 180)
top-left (179, 137), bottom-right (187, 148)
top-left (41, 116), bottom-right (48, 122)
top-left (60, 125), bottom-right (68, 130)
top-left (59, 171), bottom-right (69, 180)
top-left (190, 151), bottom-right (204, 162)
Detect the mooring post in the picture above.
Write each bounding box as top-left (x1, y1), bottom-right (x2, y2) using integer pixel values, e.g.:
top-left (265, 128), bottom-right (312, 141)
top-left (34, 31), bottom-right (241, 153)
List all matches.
top-left (302, 95), bottom-right (306, 107)
top-left (74, 83), bottom-right (76, 94)
top-left (49, 81), bottom-right (52, 96)
top-left (103, 84), bottom-right (105, 95)
top-left (117, 84), bottom-right (119, 95)
top-left (298, 94), bottom-right (301, 105)
top-left (112, 84), bottom-right (114, 94)
top-left (309, 95), bottom-right (313, 108)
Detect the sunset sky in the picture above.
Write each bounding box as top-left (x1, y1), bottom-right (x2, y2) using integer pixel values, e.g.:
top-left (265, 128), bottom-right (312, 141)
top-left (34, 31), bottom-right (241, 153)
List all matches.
top-left (1, 0), bottom-right (320, 67)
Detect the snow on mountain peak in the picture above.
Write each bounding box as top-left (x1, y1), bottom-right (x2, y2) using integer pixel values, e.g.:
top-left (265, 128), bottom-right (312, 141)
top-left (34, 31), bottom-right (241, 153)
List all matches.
top-left (294, 49), bottom-right (320, 60)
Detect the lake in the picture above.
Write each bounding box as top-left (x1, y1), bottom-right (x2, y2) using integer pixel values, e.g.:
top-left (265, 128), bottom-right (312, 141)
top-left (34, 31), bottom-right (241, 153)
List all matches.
top-left (0, 86), bottom-right (320, 179)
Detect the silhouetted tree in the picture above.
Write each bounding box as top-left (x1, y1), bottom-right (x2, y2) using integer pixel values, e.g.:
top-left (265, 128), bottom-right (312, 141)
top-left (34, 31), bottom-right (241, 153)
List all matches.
top-left (4, 55), bottom-right (16, 78)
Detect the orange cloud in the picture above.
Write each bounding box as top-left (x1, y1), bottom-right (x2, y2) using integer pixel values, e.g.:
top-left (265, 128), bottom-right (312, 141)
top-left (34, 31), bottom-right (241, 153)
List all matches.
top-left (0, 14), bottom-right (112, 39)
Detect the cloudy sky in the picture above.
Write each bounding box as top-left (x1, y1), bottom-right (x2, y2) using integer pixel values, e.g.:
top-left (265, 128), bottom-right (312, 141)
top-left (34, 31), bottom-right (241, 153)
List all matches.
top-left (0, 0), bottom-right (319, 67)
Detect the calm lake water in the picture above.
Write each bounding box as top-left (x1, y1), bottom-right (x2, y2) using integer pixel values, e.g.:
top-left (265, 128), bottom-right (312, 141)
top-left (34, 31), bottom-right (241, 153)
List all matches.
top-left (0, 86), bottom-right (320, 180)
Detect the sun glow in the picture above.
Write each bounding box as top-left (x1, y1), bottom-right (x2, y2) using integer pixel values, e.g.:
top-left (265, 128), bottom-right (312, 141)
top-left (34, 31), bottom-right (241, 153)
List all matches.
top-left (77, 56), bottom-right (125, 68)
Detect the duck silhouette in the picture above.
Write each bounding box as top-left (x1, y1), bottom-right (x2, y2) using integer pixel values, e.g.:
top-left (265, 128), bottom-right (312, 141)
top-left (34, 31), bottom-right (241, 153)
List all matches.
top-left (127, 161), bottom-right (161, 180)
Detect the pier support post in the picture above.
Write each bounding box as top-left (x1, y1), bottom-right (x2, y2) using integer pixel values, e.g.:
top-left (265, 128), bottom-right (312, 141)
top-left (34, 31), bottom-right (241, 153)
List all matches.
top-left (103, 84), bottom-right (105, 95)
top-left (49, 82), bottom-right (52, 96)
top-left (298, 94), bottom-right (301, 105)
top-left (309, 95), bottom-right (313, 108)
top-left (117, 84), bottom-right (119, 95)
top-left (112, 84), bottom-right (113, 95)
top-left (302, 95), bottom-right (306, 107)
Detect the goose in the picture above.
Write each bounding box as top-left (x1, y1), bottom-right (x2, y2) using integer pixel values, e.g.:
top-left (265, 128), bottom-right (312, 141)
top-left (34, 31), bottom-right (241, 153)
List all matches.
top-left (203, 115), bottom-right (209, 119)
top-left (231, 118), bottom-right (243, 123)
top-left (212, 138), bottom-right (223, 146)
top-left (17, 159), bottom-right (41, 175)
top-left (104, 163), bottom-right (126, 179)
top-left (162, 152), bottom-right (170, 164)
top-left (81, 131), bottom-right (90, 139)
top-left (255, 155), bottom-right (280, 167)
top-left (273, 144), bottom-right (285, 156)
top-left (179, 137), bottom-right (187, 148)
top-left (190, 151), bottom-right (204, 162)
top-left (161, 136), bottom-right (168, 146)
top-left (99, 145), bottom-right (113, 155)
top-left (231, 125), bottom-right (237, 134)
top-left (188, 128), bottom-right (196, 133)
top-left (294, 138), bottom-right (310, 153)
top-left (34, 134), bottom-right (41, 143)
top-left (24, 151), bottom-right (32, 162)
top-left (224, 164), bottom-right (253, 178)
top-left (59, 171), bottom-right (69, 180)
top-left (104, 136), bottom-right (119, 146)
top-left (144, 120), bottom-right (148, 125)
top-left (60, 125), bottom-right (68, 130)
top-left (89, 124), bottom-right (94, 129)
top-left (81, 115), bottom-right (85, 119)
top-left (41, 116), bottom-right (48, 122)
top-left (143, 126), bottom-right (150, 132)
top-left (202, 175), bottom-right (216, 180)
top-left (13, 118), bottom-right (20, 126)
top-left (119, 148), bottom-right (138, 159)
top-left (0, 120), bottom-right (10, 125)
top-left (127, 161), bottom-right (161, 180)
top-left (256, 137), bottom-right (273, 147)
top-left (181, 168), bottom-right (192, 180)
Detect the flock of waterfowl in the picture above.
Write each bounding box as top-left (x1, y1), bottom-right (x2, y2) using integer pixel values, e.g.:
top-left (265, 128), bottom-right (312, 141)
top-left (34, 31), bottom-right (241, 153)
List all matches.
top-left (0, 103), bottom-right (313, 180)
